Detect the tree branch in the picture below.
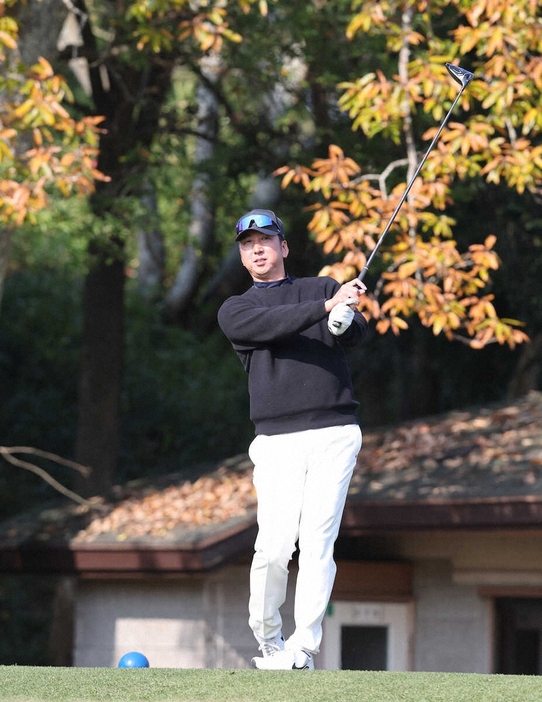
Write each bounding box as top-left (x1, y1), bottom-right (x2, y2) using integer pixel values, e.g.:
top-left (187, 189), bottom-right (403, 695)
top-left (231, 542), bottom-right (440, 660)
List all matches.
top-left (351, 158), bottom-right (410, 197)
top-left (0, 446), bottom-right (105, 510)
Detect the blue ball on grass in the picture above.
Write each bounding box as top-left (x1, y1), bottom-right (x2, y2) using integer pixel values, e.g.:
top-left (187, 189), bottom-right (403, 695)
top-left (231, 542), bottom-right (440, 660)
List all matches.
top-left (118, 651), bottom-right (150, 668)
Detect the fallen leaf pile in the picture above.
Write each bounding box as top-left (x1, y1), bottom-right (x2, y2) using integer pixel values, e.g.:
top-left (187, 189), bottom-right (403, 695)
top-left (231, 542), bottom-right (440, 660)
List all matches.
top-left (349, 390), bottom-right (542, 501)
top-left (74, 464), bottom-right (256, 543)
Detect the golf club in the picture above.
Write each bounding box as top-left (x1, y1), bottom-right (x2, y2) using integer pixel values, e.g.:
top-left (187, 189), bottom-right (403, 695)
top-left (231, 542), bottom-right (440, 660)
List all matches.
top-left (356, 62), bottom-right (474, 283)
top-left (333, 64), bottom-right (475, 328)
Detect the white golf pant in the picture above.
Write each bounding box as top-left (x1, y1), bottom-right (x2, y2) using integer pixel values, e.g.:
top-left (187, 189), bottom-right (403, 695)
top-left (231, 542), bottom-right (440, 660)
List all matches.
top-left (248, 424), bottom-right (362, 654)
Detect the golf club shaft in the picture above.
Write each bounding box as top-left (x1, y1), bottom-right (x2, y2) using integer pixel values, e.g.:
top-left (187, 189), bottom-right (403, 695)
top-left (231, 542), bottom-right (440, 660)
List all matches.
top-left (331, 63), bottom-right (474, 328)
top-left (357, 85), bottom-right (467, 282)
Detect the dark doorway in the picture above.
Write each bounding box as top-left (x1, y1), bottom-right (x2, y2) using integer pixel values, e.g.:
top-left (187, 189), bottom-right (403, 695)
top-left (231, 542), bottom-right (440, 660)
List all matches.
top-left (496, 598), bottom-right (542, 675)
top-left (341, 625), bottom-right (388, 670)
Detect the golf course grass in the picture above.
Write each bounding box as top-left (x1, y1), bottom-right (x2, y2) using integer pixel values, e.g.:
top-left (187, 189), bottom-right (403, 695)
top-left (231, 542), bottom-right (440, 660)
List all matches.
top-left (1, 667), bottom-right (542, 702)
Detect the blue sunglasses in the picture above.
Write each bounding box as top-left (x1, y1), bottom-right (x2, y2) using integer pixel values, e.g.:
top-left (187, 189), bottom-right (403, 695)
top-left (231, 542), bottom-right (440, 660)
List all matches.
top-left (236, 214), bottom-right (279, 234)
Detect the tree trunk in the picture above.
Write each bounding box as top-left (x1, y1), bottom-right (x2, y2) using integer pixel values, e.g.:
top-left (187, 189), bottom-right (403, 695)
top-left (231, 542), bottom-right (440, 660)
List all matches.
top-left (164, 54), bottom-right (221, 321)
top-left (136, 180), bottom-right (165, 299)
top-left (0, 230), bottom-right (11, 312)
top-left (48, 577), bottom-right (75, 666)
top-left (69, 0), bottom-right (174, 494)
top-left (75, 248), bottom-right (124, 496)
top-left (507, 332), bottom-right (542, 398)
top-left (14, 0), bottom-right (67, 64)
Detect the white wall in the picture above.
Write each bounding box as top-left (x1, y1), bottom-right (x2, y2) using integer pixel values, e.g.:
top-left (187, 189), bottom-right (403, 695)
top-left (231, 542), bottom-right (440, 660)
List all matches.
top-left (412, 559), bottom-right (493, 673)
top-left (73, 565), bottom-right (296, 668)
top-left (73, 532), bottom-right (542, 671)
top-left (74, 578), bottom-right (207, 668)
top-left (390, 531), bottom-right (542, 674)
top-left (73, 559), bottom-right (492, 671)
top-left (321, 600), bottom-right (414, 671)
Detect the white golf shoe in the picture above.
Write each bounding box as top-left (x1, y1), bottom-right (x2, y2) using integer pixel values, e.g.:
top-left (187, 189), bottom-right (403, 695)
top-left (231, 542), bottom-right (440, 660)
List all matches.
top-left (251, 647), bottom-right (315, 670)
top-left (255, 633), bottom-right (285, 658)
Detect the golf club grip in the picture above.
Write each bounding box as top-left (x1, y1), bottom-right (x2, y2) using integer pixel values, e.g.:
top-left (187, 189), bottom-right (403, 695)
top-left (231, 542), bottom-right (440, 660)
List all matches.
top-left (331, 299), bottom-right (358, 329)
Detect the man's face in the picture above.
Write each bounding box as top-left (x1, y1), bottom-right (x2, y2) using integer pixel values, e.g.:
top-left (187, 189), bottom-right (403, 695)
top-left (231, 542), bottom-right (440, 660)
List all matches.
top-left (238, 231), bottom-right (289, 282)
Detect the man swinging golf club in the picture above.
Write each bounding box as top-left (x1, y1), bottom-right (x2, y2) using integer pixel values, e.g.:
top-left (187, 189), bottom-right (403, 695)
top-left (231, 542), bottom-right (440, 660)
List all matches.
top-left (218, 209), bottom-right (368, 670)
top-left (218, 63), bottom-right (475, 670)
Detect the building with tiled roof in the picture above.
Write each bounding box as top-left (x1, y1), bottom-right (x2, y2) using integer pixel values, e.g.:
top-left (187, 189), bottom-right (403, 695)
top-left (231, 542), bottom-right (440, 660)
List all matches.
top-left (1, 392), bottom-right (542, 672)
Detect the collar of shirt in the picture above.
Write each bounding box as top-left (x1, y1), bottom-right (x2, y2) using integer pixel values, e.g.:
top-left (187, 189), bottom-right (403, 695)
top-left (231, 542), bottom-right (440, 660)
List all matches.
top-left (253, 275), bottom-right (292, 289)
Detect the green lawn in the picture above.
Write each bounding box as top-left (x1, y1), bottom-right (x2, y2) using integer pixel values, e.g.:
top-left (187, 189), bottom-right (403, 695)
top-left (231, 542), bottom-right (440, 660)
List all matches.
top-left (1, 668), bottom-right (542, 702)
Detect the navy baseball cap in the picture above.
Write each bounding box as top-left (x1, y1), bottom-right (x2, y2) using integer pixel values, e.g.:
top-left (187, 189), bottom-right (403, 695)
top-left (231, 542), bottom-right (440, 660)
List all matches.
top-left (235, 209), bottom-right (286, 241)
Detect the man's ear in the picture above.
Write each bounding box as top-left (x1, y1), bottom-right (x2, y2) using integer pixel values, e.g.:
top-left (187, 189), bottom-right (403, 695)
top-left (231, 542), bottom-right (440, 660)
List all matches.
top-left (281, 240), bottom-right (289, 258)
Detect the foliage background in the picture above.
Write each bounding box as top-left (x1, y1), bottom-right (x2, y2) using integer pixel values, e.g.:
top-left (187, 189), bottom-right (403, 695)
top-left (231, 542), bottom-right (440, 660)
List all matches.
top-left (0, 0), bottom-right (540, 666)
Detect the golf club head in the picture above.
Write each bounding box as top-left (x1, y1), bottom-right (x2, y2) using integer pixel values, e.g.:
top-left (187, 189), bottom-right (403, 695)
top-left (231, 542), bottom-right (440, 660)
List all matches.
top-left (445, 62), bottom-right (474, 88)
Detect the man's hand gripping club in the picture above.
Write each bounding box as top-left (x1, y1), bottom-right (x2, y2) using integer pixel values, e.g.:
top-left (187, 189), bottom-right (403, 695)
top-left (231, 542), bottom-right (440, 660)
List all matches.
top-left (325, 279), bottom-right (367, 336)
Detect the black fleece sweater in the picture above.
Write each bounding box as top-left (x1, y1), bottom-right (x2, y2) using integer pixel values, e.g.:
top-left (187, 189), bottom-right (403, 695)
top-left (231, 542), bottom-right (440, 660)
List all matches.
top-left (217, 276), bottom-right (368, 436)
